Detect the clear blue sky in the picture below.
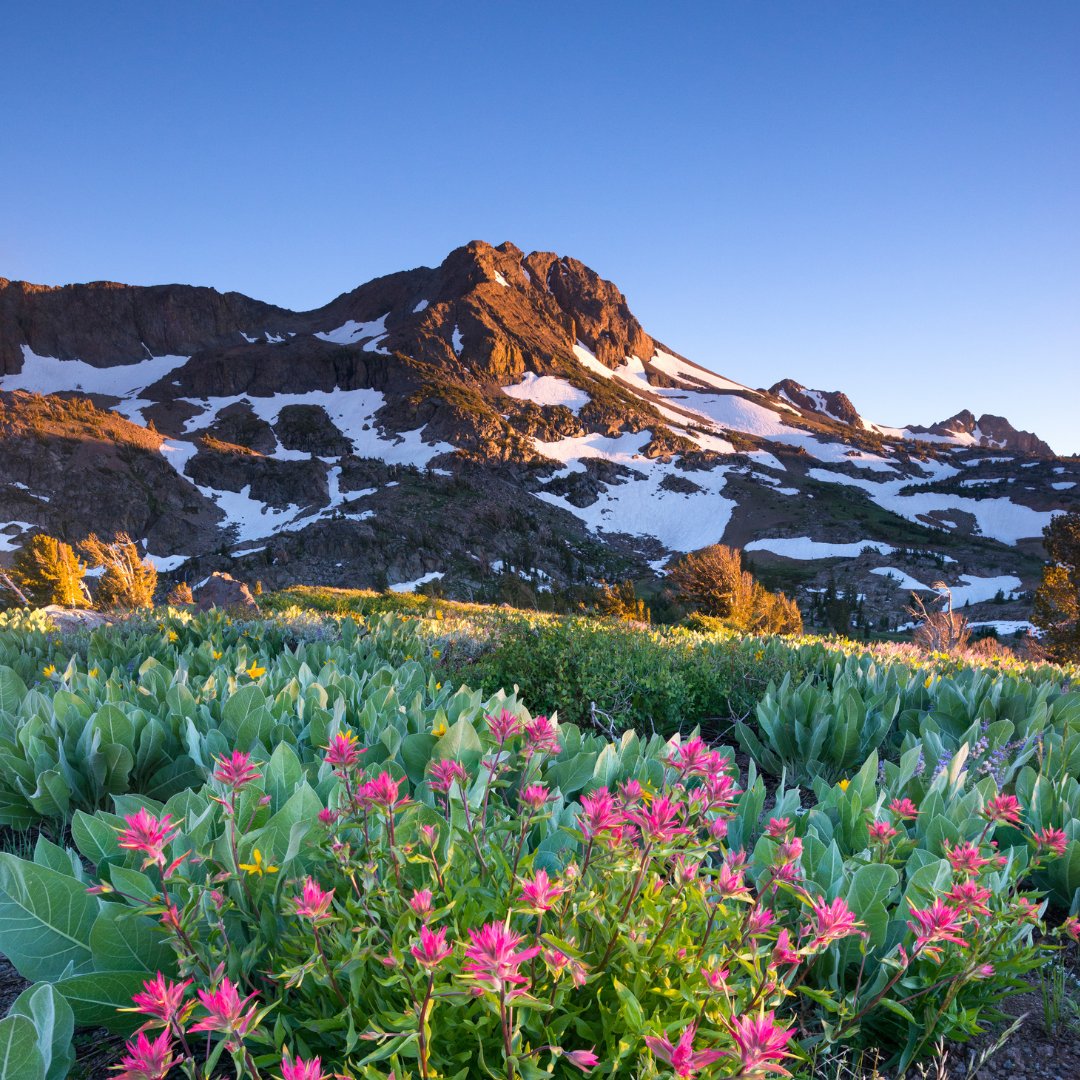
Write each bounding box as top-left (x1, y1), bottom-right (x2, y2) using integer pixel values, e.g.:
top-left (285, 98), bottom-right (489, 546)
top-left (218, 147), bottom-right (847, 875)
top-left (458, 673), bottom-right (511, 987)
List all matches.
top-left (3, 2), bottom-right (1078, 452)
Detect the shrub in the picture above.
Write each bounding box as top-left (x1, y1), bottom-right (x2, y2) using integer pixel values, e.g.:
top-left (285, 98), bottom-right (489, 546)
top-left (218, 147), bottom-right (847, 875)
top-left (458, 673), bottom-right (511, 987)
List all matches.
top-left (166, 581), bottom-right (194, 606)
top-left (10, 534), bottom-right (89, 608)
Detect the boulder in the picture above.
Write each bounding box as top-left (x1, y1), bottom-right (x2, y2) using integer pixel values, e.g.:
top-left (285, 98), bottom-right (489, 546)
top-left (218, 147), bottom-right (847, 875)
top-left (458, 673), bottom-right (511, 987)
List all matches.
top-left (39, 605), bottom-right (111, 631)
top-left (193, 572), bottom-right (258, 612)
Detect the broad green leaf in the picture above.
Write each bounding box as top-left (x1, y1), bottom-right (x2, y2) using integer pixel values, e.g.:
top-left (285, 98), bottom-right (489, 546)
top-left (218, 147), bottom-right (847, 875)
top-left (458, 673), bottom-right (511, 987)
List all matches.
top-left (400, 733), bottom-right (436, 785)
top-left (264, 742), bottom-right (302, 812)
top-left (53, 971), bottom-right (145, 1033)
top-left (432, 719), bottom-right (482, 769)
top-left (89, 904), bottom-right (174, 974)
top-left (0, 1014), bottom-right (45, 1080)
top-left (0, 854), bottom-right (97, 982)
top-left (71, 811), bottom-right (119, 867)
top-left (9, 983), bottom-right (74, 1080)
top-left (0, 668), bottom-right (28, 715)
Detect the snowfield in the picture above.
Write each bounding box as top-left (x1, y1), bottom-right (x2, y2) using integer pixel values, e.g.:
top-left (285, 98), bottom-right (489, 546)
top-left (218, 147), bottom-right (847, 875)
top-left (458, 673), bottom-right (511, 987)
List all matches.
top-left (533, 430), bottom-right (737, 551)
top-left (805, 467), bottom-right (1058, 544)
top-left (745, 537), bottom-right (896, 560)
top-left (390, 571), bottom-right (444, 593)
top-left (314, 315), bottom-right (390, 352)
top-left (6, 346), bottom-right (190, 424)
top-left (501, 373), bottom-right (590, 413)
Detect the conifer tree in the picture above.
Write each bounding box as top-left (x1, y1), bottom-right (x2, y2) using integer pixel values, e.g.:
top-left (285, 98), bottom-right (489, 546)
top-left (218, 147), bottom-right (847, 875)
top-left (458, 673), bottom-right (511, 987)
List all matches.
top-left (670, 544), bottom-right (802, 634)
top-left (1033, 511), bottom-right (1080, 661)
top-left (79, 532), bottom-right (158, 610)
top-left (11, 534), bottom-right (90, 607)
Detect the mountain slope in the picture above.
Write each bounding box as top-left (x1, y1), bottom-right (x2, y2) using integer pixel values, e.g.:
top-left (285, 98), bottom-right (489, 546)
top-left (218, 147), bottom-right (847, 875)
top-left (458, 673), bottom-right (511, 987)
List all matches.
top-left (1, 241), bottom-right (1074, 632)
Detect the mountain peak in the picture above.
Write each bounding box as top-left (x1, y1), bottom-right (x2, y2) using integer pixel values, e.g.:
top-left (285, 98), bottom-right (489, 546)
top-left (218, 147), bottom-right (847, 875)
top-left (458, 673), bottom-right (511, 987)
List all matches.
top-left (769, 379), bottom-right (866, 428)
top-left (908, 410), bottom-right (1053, 457)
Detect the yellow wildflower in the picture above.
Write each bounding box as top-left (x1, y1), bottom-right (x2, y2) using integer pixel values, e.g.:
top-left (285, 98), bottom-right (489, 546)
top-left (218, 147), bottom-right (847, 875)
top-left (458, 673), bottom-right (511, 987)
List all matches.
top-left (435, 682), bottom-right (442, 691)
top-left (924, 675), bottom-right (933, 689)
top-left (245, 661), bottom-right (266, 679)
top-left (168, 630), bottom-right (178, 643)
top-left (238, 849), bottom-right (278, 876)
top-left (212, 650), bottom-right (222, 660)
top-left (432, 648), bottom-right (441, 660)
top-left (838, 778), bottom-right (850, 792)
top-left (42, 664), bottom-right (57, 678)
top-left (754, 650), bottom-right (765, 662)
top-left (88, 668), bottom-right (99, 679)
top-left (432, 722), bottom-right (447, 737)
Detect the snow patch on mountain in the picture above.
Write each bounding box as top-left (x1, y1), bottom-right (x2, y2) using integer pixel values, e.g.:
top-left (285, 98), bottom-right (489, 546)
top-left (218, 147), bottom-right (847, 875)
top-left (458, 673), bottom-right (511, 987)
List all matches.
top-left (390, 571), bottom-right (444, 593)
top-left (314, 314), bottom-right (390, 352)
top-left (870, 567), bottom-right (931, 592)
top-left (501, 373), bottom-right (590, 413)
top-left (805, 466), bottom-right (1058, 545)
top-left (745, 537), bottom-right (896, 560)
top-left (0, 521), bottom-right (37, 553)
top-left (533, 430), bottom-right (736, 551)
top-left (5, 346), bottom-right (190, 423)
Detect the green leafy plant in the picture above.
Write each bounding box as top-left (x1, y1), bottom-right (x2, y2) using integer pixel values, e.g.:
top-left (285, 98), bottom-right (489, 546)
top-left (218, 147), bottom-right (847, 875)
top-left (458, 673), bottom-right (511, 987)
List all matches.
top-left (736, 672), bottom-right (899, 787)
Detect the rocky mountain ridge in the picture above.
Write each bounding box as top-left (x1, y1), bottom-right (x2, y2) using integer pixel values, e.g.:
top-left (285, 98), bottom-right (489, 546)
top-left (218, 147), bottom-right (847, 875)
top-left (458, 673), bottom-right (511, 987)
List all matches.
top-left (1, 241), bottom-right (1074, 633)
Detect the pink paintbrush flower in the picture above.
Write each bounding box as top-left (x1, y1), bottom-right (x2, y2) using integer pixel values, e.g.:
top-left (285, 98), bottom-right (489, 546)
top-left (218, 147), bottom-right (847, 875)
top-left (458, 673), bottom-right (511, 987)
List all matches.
top-left (1034, 827), bottom-right (1069, 857)
top-left (630, 795), bottom-right (689, 844)
top-left (944, 841), bottom-right (992, 876)
top-left (723, 1012), bottom-right (796, 1076)
top-left (358, 771), bottom-right (408, 811)
top-left (982, 793), bottom-right (1022, 826)
top-left (520, 783), bottom-right (551, 811)
top-left (213, 750), bottom-right (262, 790)
top-left (486, 708), bottom-right (523, 743)
top-left (564, 1048), bottom-right (599, 1071)
top-left (411, 925), bottom-right (453, 969)
top-left (117, 809), bottom-right (179, 871)
top-left (281, 1050), bottom-right (323, 1080)
top-left (771, 928), bottom-right (800, 967)
top-left (461, 921), bottom-right (540, 995)
top-left (523, 714), bottom-right (561, 755)
top-left (868, 820), bottom-right (899, 845)
top-left (746, 905), bottom-right (775, 934)
top-left (543, 941), bottom-right (588, 986)
top-left (408, 888), bottom-right (434, 919)
top-left (804, 895), bottom-right (862, 950)
top-left (428, 759), bottom-right (468, 794)
top-left (765, 817), bottom-right (791, 839)
top-left (701, 771), bottom-right (740, 811)
top-left (578, 789), bottom-right (625, 839)
top-left (908, 899), bottom-right (968, 961)
top-left (665, 737), bottom-right (714, 777)
top-left (113, 1030), bottom-right (178, 1080)
top-left (124, 972), bottom-right (193, 1027)
top-left (644, 1022), bottom-right (724, 1078)
top-left (291, 877), bottom-right (335, 923)
top-left (518, 869), bottom-right (565, 913)
top-left (888, 797), bottom-right (919, 820)
top-left (188, 977), bottom-right (260, 1037)
top-left (716, 859), bottom-right (753, 903)
top-left (324, 731), bottom-right (364, 769)
top-left (945, 879), bottom-right (992, 916)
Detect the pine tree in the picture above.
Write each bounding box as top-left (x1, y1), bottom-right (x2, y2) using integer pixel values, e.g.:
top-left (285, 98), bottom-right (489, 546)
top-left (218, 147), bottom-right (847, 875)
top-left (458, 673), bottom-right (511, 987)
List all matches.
top-left (1033, 511), bottom-right (1080, 661)
top-left (11, 534), bottom-right (90, 607)
top-left (669, 544), bottom-right (802, 634)
top-left (79, 533), bottom-right (158, 610)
